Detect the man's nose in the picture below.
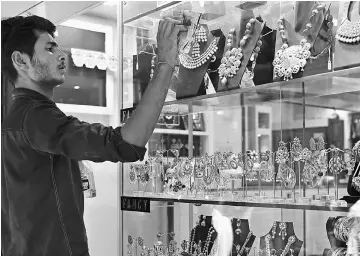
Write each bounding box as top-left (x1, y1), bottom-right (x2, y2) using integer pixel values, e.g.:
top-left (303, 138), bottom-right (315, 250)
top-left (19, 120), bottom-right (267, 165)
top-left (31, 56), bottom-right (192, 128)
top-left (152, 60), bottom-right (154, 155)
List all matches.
top-left (58, 49), bottom-right (67, 61)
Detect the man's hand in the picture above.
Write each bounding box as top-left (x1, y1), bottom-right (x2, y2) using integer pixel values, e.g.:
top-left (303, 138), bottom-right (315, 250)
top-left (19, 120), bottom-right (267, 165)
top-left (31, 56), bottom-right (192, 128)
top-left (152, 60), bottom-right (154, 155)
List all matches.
top-left (156, 18), bottom-right (187, 69)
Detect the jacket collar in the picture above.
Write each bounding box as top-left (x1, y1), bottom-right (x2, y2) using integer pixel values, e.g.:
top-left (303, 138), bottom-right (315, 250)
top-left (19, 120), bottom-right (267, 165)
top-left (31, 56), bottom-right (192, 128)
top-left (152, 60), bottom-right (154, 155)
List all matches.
top-left (12, 88), bottom-right (55, 104)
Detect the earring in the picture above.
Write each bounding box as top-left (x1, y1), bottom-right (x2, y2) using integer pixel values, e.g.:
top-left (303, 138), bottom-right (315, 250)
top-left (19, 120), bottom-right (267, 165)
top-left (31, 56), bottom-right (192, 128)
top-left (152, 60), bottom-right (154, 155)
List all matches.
top-left (138, 237), bottom-right (146, 256)
top-left (196, 215), bottom-right (201, 226)
top-left (271, 221), bottom-right (277, 239)
top-left (129, 165), bottom-right (137, 184)
top-left (136, 54), bottom-right (139, 70)
top-left (201, 215), bottom-right (206, 227)
top-left (235, 218), bottom-right (242, 235)
top-left (168, 232), bottom-right (177, 256)
top-left (291, 137), bottom-right (303, 162)
top-left (127, 235), bottom-right (134, 256)
top-left (276, 141), bottom-right (289, 164)
top-left (192, 41), bottom-right (200, 58)
top-left (180, 240), bottom-right (189, 256)
top-left (195, 25), bottom-right (207, 43)
top-left (154, 233), bottom-right (165, 256)
top-left (279, 222), bottom-right (287, 240)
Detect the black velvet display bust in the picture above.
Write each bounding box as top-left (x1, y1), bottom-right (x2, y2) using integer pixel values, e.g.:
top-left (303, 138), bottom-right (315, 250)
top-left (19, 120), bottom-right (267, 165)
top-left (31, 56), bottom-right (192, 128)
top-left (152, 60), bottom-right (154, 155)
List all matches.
top-left (259, 221), bottom-right (303, 256)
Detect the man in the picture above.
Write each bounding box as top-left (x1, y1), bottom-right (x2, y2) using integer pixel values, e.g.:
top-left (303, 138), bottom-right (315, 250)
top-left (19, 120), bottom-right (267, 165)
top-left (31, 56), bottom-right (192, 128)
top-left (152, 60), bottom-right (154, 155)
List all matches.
top-left (1, 14), bottom-right (186, 256)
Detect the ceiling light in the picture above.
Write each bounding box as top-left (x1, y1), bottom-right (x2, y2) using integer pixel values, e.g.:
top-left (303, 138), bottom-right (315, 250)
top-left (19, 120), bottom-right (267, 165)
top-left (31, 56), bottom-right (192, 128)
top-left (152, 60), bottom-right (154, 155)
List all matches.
top-left (74, 86), bottom-right (80, 90)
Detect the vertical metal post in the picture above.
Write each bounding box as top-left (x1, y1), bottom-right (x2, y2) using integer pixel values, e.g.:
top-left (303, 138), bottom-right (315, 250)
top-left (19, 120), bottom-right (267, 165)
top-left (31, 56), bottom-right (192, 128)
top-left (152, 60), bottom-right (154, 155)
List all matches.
top-left (188, 102), bottom-right (194, 233)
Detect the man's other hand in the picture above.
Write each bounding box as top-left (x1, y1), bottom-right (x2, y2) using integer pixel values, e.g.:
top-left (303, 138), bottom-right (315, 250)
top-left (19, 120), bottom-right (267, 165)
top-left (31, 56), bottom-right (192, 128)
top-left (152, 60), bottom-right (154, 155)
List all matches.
top-left (156, 18), bottom-right (187, 69)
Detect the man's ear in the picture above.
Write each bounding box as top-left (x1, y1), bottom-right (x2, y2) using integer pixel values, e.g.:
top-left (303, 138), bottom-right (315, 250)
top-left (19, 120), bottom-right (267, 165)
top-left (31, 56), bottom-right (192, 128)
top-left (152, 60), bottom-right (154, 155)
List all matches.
top-left (11, 51), bottom-right (30, 72)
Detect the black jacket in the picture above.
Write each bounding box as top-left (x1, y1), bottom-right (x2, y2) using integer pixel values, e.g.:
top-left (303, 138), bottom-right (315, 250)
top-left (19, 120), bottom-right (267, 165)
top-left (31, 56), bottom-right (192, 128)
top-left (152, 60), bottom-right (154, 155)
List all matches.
top-left (1, 88), bottom-right (146, 256)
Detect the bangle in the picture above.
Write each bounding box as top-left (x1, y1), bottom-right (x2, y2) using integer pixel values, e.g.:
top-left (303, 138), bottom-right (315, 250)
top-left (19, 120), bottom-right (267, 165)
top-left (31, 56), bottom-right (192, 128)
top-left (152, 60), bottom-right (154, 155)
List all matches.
top-left (158, 61), bottom-right (174, 71)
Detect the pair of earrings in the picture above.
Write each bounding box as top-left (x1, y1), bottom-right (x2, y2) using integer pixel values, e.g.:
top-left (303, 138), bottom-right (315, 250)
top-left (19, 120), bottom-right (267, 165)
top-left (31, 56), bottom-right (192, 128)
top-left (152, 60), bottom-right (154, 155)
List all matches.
top-left (271, 221), bottom-right (287, 240)
top-left (192, 26), bottom-right (208, 58)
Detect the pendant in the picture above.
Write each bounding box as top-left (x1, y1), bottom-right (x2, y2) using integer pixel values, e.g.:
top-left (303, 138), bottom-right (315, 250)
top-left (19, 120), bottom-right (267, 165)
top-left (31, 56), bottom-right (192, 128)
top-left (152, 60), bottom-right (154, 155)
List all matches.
top-left (273, 43), bottom-right (310, 81)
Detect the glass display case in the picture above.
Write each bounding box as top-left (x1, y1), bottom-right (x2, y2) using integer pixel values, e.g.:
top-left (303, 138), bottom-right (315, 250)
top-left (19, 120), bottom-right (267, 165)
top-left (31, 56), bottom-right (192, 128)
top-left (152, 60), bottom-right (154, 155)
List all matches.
top-left (121, 1), bottom-right (360, 256)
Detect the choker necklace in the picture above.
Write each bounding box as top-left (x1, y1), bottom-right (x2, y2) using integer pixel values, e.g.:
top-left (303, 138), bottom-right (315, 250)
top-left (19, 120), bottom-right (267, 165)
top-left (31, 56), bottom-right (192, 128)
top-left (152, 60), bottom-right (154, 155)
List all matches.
top-left (336, 1), bottom-right (360, 44)
top-left (273, 4), bottom-right (325, 81)
top-left (179, 38), bottom-right (219, 69)
top-left (234, 231), bottom-right (253, 256)
top-left (264, 234), bottom-right (296, 256)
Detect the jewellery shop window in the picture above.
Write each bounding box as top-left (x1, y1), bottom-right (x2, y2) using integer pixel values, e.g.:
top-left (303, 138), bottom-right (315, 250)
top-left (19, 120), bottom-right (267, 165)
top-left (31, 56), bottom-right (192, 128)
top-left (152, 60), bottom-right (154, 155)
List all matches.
top-left (53, 2), bottom-right (119, 107)
top-left (121, 2), bottom-right (360, 256)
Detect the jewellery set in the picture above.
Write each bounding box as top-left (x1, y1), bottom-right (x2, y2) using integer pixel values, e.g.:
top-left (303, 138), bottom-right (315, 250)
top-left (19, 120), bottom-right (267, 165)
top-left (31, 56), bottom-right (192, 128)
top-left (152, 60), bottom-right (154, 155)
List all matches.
top-left (179, 23), bottom-right (219, 70)
top-left (130, 138), bottom-right (359, 196)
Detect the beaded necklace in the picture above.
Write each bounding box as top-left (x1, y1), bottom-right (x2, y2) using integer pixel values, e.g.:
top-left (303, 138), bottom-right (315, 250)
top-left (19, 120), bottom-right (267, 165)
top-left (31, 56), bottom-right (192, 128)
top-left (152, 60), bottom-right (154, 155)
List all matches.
top-left (273, 4), bottom-right (325, 81)
top-left (336, 1), bottom-right (360, 44)
top-left (218, 18), bottom-right (256, 86)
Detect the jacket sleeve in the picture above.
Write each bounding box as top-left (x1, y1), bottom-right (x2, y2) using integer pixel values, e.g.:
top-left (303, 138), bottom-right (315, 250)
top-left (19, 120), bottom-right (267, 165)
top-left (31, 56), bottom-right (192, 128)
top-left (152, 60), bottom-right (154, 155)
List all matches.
top-left (22, 102), bottom-right (146, 162)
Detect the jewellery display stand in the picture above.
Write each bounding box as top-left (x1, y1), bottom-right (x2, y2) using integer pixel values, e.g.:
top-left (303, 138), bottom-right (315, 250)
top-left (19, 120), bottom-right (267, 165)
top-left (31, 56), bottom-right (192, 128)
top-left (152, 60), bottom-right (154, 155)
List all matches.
top-left (273, 1), bottom-right (328, 82)
top-left (259, 222), bottom-right (303, 256)
top-left (231, 218), bottom-right (256, 256)
top-left (253, 22), bottom-right (277, 86)
top-left (334, 1), bottom-right (360, 70)
top-left (206, 29), bottom-right (226, 92)
top-left (176, 24), bottom-right (221, 99)
top-left (189, 215), bottom-right (217, 255)
top-left (217, 9), bottom-right (264, 91)
top-left (325, 217), bottom-right (347, 249)
top-left (121, 2), bottom-right (360, 256)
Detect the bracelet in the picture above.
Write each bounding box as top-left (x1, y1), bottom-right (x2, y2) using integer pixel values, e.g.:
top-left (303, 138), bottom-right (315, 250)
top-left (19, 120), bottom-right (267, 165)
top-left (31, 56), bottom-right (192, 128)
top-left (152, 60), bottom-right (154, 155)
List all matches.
top-left (158, 61), bottom-right (174, 71)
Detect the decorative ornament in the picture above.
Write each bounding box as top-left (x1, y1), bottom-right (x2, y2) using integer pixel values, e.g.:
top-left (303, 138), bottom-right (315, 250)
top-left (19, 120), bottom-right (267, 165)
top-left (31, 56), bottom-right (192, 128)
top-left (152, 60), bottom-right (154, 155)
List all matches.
top-left (279, 222), bottom-right (287, 240)
top-left (179, 38), bottom-right (219, 69)
top-left (218, 18), bottom-right (256, 86)
top-left (273, 17), bottom-right (311, 81)
top-left (235, 218), bottom-right (242, 235)
top-left (271, 221), bottom-right (277, 239)
top-left (291, 137), bottom-right (303, 162)
top-left (336, 1), bottom-right (360, 44)
top-left (276, 141), bottom-right (289, 164)
top-left (195, 25), bottom-right (208, 43)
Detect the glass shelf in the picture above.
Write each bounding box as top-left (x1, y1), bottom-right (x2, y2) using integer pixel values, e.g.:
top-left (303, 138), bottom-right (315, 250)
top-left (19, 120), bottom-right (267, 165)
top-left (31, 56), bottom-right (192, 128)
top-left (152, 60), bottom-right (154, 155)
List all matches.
top-left (162, 66), bottom-right (360, 115)
top-left (126, 195), bottom-right (351, 212)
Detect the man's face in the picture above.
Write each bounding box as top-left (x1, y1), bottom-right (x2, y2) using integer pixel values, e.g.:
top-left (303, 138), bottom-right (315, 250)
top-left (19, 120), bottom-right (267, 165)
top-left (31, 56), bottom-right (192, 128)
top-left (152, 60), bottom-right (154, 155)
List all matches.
top-left (28, 31), bottom-right (67, 87)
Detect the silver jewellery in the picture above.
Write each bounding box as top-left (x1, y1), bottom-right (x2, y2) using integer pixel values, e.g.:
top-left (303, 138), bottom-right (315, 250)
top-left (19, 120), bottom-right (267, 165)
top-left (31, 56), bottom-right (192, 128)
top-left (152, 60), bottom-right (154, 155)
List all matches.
top-left (153, 233), bottom-right (166, 256)
top-left (273, 5), bottom-right (326, 81)
top-left (192, 25), bottom-right (208, 58)
top-left (279, 222), bottom-right (287, 240)
top-left (234, 218), bottom-right (242, 235)
top-left (168, 232), bottom-right (178, 256)
top-left (336, 1), bottom-right (360, 44)
top-left (242, 36), bottom-right (262, 83)
top-left (234, 231), bottom-right (253, 256)
top-left (264, 234), bottom-right (296, 256)
top-left (334, 217), bottom-right (352, 242)
top-left (179, 38), bottom-right (219, 69)
top-left (271, 221), bottom-right (277, 239)
top-left (219, 18), bottom-right (256, 86)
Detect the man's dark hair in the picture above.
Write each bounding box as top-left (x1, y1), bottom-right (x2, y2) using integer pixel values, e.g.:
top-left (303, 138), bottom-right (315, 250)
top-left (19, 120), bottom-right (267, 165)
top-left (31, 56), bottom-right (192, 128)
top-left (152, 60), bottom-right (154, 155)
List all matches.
top-left (1, 15), bottom-right (56, 85)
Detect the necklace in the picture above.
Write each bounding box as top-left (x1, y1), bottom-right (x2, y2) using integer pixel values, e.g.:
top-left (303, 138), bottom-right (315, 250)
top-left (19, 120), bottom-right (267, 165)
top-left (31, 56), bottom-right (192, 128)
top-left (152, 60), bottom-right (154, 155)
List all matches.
top-left (336, 1), bottom-right (360, 44)
top-left (273, 5), bottom-right (325, 81)
top-left (218, 18), bottom-right (256, 86)
top-left (265, 234), bottom-right (296, 256)
top-left (188, 225), bottom-right (216, 255)
top-left (179, 38), bottom-right (219, 69)
top-left (234, 231), bottom-right (253, 256)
